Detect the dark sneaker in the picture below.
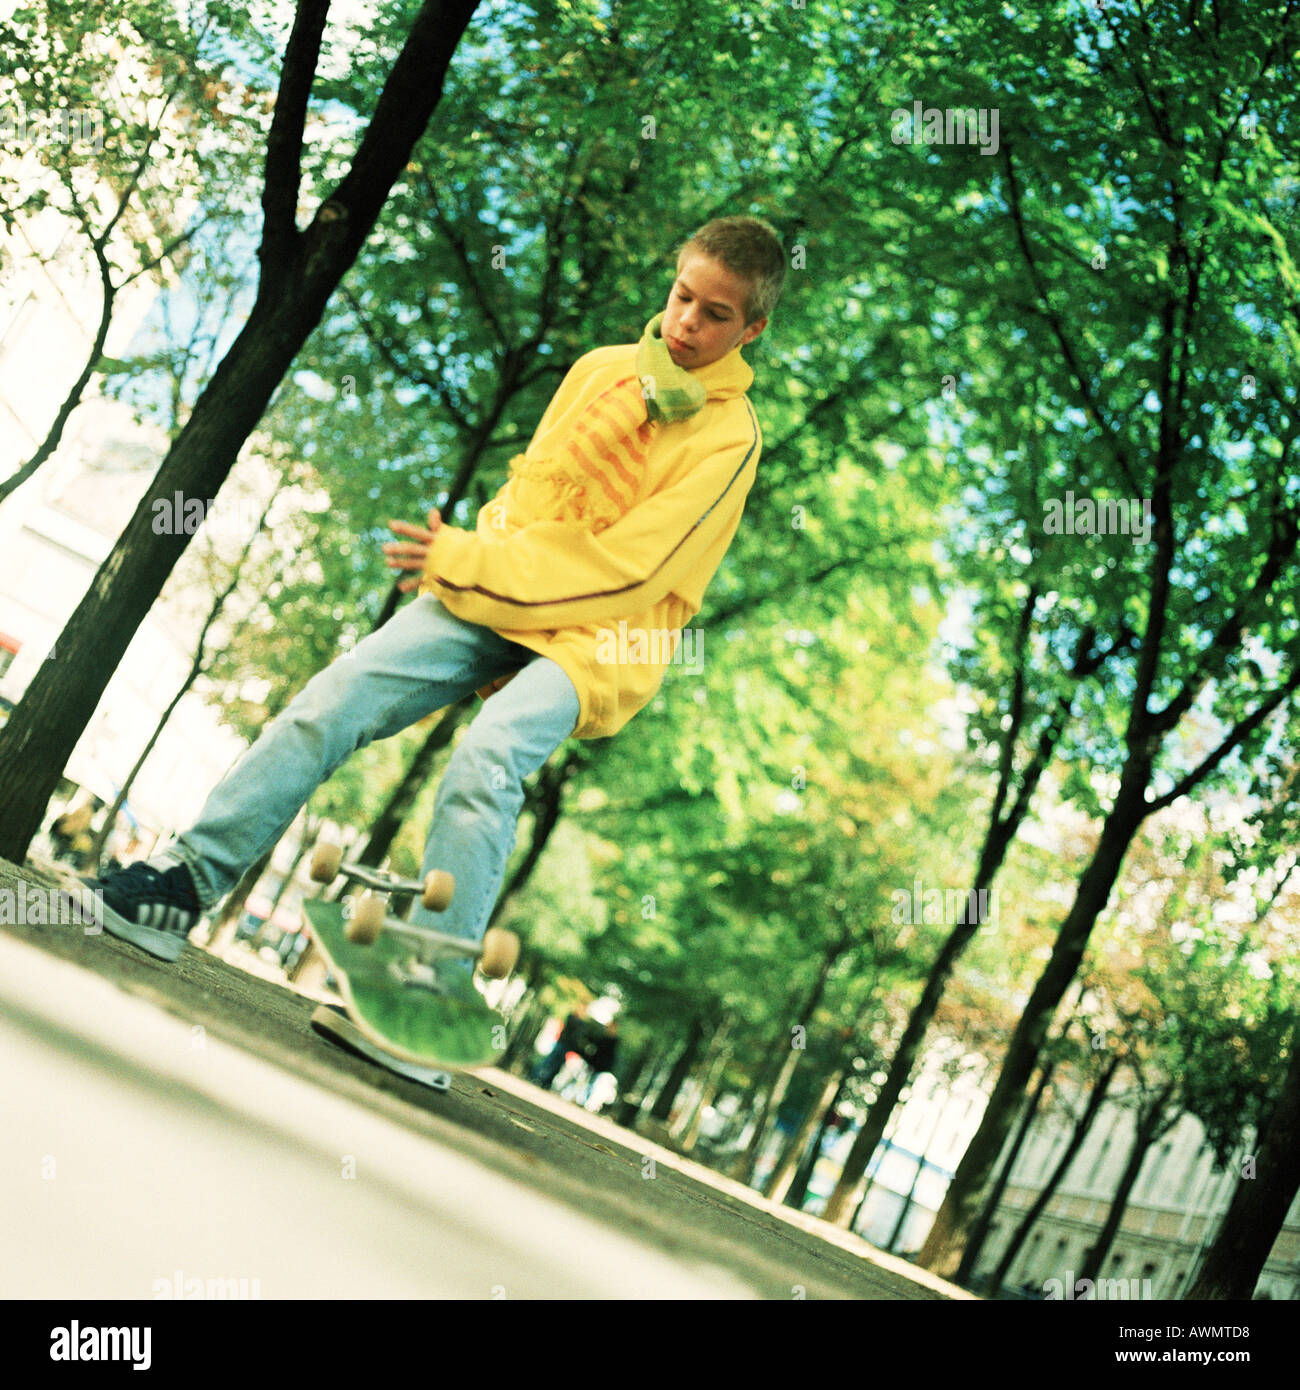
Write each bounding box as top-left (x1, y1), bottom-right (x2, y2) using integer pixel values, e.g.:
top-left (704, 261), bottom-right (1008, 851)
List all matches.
top-left (87, 862), bottom-right (202, 962)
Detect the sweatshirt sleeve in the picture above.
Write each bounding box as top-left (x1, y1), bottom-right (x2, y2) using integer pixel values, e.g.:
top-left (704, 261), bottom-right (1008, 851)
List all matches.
top-left (422, 410), bottom-right (760, 631)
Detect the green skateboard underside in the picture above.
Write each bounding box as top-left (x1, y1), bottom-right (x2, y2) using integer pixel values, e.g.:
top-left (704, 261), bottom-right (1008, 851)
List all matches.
top-left (303, 898), bottom-right (502, 1069)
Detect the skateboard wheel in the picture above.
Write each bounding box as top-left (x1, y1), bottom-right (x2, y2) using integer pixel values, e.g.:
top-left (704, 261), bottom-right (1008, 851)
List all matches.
top-left (310, 839), bottom-right (344, 884)
top-left (422, 869), bottom-right (455, 912)
top-left (346, 892), bottom-right (386, 944)
top-left (478, 927), bottom-right (519, 979)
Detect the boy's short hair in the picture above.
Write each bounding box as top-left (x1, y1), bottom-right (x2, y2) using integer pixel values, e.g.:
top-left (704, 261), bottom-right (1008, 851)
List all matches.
top-left (676, 216), bottom-right (786, 325)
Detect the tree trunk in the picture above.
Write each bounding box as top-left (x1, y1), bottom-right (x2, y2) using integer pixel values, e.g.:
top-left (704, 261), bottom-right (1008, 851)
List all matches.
top-left (957, 1057), bottom-right (1056, 1283)
top-left (676, 1063), bottom-right (728, 1154)
top-left (204, 846), bottom-right (276, 953)
top-left (0, 224), bottom-right (118, 505)
top-left (89, 669), bottom-right (199, 871)
top-left (0, 0), bottom-right (482, 862)
top-left (500, 961), bottom-right (546, 1072)
top-left (88, 487), bottom-right (280, 869)
top-left (885, 1099), bottom-right (951, 1254)
top-left (721, 1031), bottom-right (786, 1155)
top-left (489, 748), bottom-right (578, 924)
top-left (821, 862), bottom-right (1022, 1223)
top-left (649, 1016), bottom-right (707, 1124)
top-left (738, 1044), bottom-right (806, 1187)
top-left (613, 1044), bottom-right (658, 1129)
top-left (675, 1016), bottom-right (733, 1150)
top-left (1187, 1026), bottom-right (1300, 1299)
top-left (786, 1068), bottom-right (852, 1211)
top-left (504, 997), bottom-right (551, 1075)
top-left (1075, 1086), bottom-right (1178, 1295)
top-left (820, 592), bottom-right (1097, 1226)
top-left (848, 1108), bottom-right (908, 1233)
top-left (989, 1054), bottom-right (1120, 1293)
top-left (916, 771), bottom-right (1151, 1277)
top-left (264, 826), bottom-right (312, 923)
top-left (351, 697), bottom-right (475, 872)
top-left (0, 58), bottom-right (203, 507)
top-left (734, 930), bottom-right (848, 1186)
top-left (764, 1062), bottom-right (848, 1204)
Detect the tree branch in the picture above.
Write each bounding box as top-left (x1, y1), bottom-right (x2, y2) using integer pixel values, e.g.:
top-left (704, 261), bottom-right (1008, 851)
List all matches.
top-left (421, 167), bottom-right (510, 349)
top-left (1146, 664), bottom-right (1300, 816)
top-left (259, 0), bottom-right (332, 283)
top-left (1147, 465), bottom-right (1300, 737)
top-left (341, 285), bottom-right (472, 432)
top-left (1001, 142), bottom-right (1138, 493)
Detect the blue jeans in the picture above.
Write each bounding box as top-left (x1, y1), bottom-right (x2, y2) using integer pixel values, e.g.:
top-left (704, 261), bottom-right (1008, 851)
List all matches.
top-left (167, 596), bottom-right (580, 947)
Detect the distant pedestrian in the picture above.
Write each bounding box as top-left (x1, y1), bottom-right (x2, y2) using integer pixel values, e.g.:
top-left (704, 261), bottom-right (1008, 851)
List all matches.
top-left (531, 1007), bottom-right (589, 1090)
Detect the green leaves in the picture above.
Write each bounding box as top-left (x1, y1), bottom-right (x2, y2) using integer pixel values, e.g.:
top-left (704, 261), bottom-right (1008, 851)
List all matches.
top-left (23, 0), bottom-right (1298, 1170)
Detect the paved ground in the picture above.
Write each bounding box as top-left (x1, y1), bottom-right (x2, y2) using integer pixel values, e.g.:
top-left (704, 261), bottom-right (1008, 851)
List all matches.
top-left (0, 855), bottom-right (971, 1301)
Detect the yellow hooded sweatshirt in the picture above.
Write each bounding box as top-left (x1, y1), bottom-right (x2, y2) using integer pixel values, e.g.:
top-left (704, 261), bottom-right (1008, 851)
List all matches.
top-left (419, 340), bottom-right (760, 738)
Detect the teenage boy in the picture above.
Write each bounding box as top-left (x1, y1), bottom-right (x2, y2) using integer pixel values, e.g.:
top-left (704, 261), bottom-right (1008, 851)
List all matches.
top-left (90, 216), bottom-right (787, 978)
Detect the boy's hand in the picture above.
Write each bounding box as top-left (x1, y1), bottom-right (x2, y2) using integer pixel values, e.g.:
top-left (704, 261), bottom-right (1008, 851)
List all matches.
top-left (384, 509), bottom-right (442, 592)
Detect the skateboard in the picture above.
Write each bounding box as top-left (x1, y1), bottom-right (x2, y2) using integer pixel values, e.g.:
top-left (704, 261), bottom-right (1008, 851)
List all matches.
top-left (301, 837), bottom-right (520, 1075)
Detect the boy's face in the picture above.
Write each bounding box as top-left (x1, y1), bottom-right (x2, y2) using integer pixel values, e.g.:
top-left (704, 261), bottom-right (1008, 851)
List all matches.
top-left (660, 252), bottom-right (767, 369)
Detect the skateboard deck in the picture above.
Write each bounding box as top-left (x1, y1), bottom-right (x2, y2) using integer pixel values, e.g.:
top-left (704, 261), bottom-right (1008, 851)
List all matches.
top-left (309, 1005), bottom-right (452, 1091)
top-left (303, 898), bottom-right (503, 1070)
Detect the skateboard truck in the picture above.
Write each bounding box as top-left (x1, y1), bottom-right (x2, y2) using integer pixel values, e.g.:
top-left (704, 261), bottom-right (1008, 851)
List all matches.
top-left (308, 837), bottom-right (519, 979)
